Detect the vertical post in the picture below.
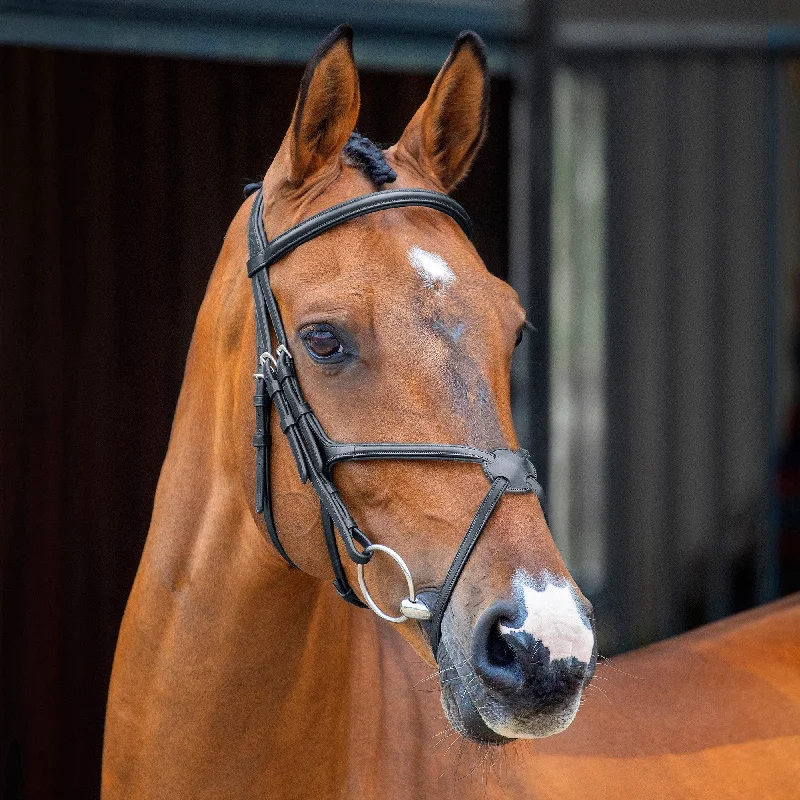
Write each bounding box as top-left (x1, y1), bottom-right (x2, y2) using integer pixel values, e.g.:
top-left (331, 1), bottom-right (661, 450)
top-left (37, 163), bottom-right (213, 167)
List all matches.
top-left (604, 61), bottom-right (635, 653)
top-left (763, 55), bottom-right (780, 604)
top-left (508, 0), bottom-right (554, 489)
top-left (707, 56), bottom-right (732, 623)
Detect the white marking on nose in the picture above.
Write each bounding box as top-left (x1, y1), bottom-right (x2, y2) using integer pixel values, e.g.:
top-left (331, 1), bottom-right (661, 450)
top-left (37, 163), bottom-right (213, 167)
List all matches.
top-left (408, 246), bottom-right (455, 289)
top-left (499, 580), bottom-right (594, 664)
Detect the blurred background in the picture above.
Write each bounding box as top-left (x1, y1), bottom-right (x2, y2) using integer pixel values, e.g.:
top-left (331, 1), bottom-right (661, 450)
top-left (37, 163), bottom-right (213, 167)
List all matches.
top-left (1, 0), bottom-right (799, 797)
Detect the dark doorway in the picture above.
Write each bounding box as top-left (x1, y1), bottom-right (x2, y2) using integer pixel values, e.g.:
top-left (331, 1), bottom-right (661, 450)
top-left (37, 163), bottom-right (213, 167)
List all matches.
top-left (0, 46), bottom-right (511, 799)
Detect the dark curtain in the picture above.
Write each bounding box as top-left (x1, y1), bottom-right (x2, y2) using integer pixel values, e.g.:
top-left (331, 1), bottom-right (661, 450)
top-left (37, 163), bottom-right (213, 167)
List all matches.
top-left (0, 46), bottom-right (510, 799)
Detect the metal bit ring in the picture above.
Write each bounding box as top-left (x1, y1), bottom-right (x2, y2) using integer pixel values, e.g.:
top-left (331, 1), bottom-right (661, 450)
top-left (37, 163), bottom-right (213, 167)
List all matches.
top-left (356, 544), bottom-right (431, 624)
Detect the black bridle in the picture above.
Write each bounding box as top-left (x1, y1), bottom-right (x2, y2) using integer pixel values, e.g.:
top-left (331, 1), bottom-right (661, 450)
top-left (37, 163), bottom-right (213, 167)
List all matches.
top-left (246, 185), bottom-right (542, 656)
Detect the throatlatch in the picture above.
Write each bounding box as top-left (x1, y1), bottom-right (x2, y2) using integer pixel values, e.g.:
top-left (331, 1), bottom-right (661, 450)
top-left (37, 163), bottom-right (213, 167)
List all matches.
top-left (246, 184), bottom-right (542, 656)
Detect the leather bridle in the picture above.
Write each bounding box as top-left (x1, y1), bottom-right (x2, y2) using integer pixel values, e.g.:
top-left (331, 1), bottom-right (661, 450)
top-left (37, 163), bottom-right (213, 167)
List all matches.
top-left (246, 184), bottom-right (542, 656)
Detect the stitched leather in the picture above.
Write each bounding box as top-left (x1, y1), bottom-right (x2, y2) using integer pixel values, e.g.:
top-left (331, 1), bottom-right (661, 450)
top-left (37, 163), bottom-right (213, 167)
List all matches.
top-left (322, 441), bottom-right (488, 468)
top-left (321, 507), bottom-right (368, 609)
top-left (247, 189), bottom-right (472, 277)
top-left (481, 448), bottom-right (543, 495)
top-left (246, 187), bottom-right (539, 658)
top-left (427, 477), bottom-right (509, 656)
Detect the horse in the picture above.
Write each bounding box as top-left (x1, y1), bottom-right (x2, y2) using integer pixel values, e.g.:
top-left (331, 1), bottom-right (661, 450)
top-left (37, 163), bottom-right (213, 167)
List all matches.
top-left (101, 25), bottom-right (800, 799)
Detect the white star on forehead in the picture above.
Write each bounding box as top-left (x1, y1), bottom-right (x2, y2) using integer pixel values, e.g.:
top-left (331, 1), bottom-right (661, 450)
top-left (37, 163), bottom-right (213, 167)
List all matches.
top-left (408, 246), bottom-right (455, 289)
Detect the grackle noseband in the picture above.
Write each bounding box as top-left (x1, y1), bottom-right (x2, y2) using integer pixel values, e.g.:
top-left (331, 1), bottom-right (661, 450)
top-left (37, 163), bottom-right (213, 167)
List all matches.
top-left (246, 185), bottom-right (541, 657)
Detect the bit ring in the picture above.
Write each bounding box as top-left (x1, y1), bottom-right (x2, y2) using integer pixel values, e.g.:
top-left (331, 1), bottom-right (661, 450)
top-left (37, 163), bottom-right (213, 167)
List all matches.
top-left (356, 544), bottom-right (430, 623)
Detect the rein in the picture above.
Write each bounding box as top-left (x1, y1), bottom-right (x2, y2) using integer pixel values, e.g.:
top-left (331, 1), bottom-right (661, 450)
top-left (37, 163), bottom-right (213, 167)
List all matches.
top-left (246, 184), bottom-right (542, 656)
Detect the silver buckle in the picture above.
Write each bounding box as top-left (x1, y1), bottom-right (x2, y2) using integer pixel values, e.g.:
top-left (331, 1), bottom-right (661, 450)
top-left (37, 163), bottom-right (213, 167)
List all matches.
top-left (259, 351), bottom-right (277, 371)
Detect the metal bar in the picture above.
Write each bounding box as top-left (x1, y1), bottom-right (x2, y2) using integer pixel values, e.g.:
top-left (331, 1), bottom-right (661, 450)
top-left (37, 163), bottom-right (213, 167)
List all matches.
top-left (3, 5), bottom-right (800, 68)
top-left (556, 22), bottom-right (800, 55)
top-left (0, 7), bottom-right (516, 73)
top-left (603, 59), bottom-right (635, 654)
top-left (0, 0), bottom-right (521, 38)
top-left (508, 0), bottom-right (553, 486)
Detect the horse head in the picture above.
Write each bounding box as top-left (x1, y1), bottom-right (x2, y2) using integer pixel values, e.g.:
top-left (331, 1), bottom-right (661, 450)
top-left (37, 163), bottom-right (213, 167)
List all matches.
top-left (238, 25), bottom-right (596, 744)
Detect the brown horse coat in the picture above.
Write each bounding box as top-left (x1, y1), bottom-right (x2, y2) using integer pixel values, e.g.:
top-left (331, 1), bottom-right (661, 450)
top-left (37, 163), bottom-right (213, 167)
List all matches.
top-left (525, 594), bottom-right (800, 799)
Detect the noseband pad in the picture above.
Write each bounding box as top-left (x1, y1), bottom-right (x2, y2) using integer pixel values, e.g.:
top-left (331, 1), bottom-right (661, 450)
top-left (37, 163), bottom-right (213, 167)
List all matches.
top-left (482, 449), bottom-right (542, 495)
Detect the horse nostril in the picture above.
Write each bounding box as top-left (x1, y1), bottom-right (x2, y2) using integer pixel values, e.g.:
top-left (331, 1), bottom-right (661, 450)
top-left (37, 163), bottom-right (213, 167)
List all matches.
top-left (472, 600), bottom-right (524, 692)
top-left (472, 596), bottom-right (594, 703)
top-left (487, 622), bottom-right (516, 669)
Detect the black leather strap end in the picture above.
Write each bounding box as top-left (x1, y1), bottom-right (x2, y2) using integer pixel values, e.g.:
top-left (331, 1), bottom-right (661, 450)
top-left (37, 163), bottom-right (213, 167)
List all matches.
top-left (333, 580), bottom-right (369, 609)
top-left (255, 443), bottom-right (266, 514)
top-left (264, 510), bottom-right (299, 569)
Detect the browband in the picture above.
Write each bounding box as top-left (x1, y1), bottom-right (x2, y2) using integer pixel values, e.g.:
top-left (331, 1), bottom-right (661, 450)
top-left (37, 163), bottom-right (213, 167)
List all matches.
top-left (248, 188), bottom-right (472, 278)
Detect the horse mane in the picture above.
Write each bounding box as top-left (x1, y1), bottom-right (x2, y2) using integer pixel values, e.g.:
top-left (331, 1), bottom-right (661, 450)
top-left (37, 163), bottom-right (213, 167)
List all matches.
top-left (342, 132), bottom-right (397, 186)
top-left (243, 132), bottom-right (396, 199)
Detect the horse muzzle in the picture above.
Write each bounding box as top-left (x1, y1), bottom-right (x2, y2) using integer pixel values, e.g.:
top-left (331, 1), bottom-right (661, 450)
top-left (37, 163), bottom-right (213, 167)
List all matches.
top-left (434, 580), bottom-right (597, 743)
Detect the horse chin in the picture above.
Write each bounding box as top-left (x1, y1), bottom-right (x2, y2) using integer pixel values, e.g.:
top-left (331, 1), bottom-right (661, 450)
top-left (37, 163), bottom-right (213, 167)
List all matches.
top-left (437, 631), bottom-right (585, 743)
top-left (437, 638), bottom-right (511, 746)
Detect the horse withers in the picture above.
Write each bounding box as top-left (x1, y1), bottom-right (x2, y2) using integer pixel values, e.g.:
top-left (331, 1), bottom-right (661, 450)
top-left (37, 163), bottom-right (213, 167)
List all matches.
top-left (102, 26), bottom-right (595, 797)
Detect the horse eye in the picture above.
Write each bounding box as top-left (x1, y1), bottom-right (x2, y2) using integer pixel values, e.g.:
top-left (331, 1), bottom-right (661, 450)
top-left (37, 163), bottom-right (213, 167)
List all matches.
top-left (303, 329), bottom-right (344, 360)
top-left (514, 328), bottom-right (524, 348)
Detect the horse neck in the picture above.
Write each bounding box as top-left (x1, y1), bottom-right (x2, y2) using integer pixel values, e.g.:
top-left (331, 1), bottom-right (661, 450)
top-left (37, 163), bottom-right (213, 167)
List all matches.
top-left (104, 204), bottom-right (516, 799)
top-left (105, 354), bottom-right (463, 797)
top-left (103, 217), bottom-right (364, 794)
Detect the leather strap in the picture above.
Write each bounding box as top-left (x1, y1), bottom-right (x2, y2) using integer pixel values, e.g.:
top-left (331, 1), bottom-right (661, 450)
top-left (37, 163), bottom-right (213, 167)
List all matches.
top-left (321, 441), bottom-right (488, 468)
top-left (426, 477), bottom-right (509, 656)
top-left (249, 193), bottom-right (289, 348)
top-left (247, 188), bottom-right (472, 277)
top-left (321, 507), bottom-right (368, 608)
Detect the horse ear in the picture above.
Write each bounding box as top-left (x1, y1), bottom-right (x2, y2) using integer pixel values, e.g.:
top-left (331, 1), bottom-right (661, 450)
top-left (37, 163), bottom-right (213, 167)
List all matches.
top-left (395, 31), bottom-right (489, 192)
top-left (284, 25), bottom-right (360, 186)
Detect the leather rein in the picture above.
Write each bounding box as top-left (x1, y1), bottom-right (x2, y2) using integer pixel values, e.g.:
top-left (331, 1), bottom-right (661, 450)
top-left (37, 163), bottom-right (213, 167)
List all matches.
top-left (246, 185), bottom-right (542, 657)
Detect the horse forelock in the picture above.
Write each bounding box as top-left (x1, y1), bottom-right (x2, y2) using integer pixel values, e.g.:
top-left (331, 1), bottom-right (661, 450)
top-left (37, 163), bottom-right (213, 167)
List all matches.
top-left (342, 132), bottom-right (397, 187)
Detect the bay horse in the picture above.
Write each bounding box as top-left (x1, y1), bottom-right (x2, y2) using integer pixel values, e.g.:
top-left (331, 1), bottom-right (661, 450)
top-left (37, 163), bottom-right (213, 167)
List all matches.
top-left (102, 25), bottom-right (800, 799)
top-left (102, 24), bottom-right (596, 797)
